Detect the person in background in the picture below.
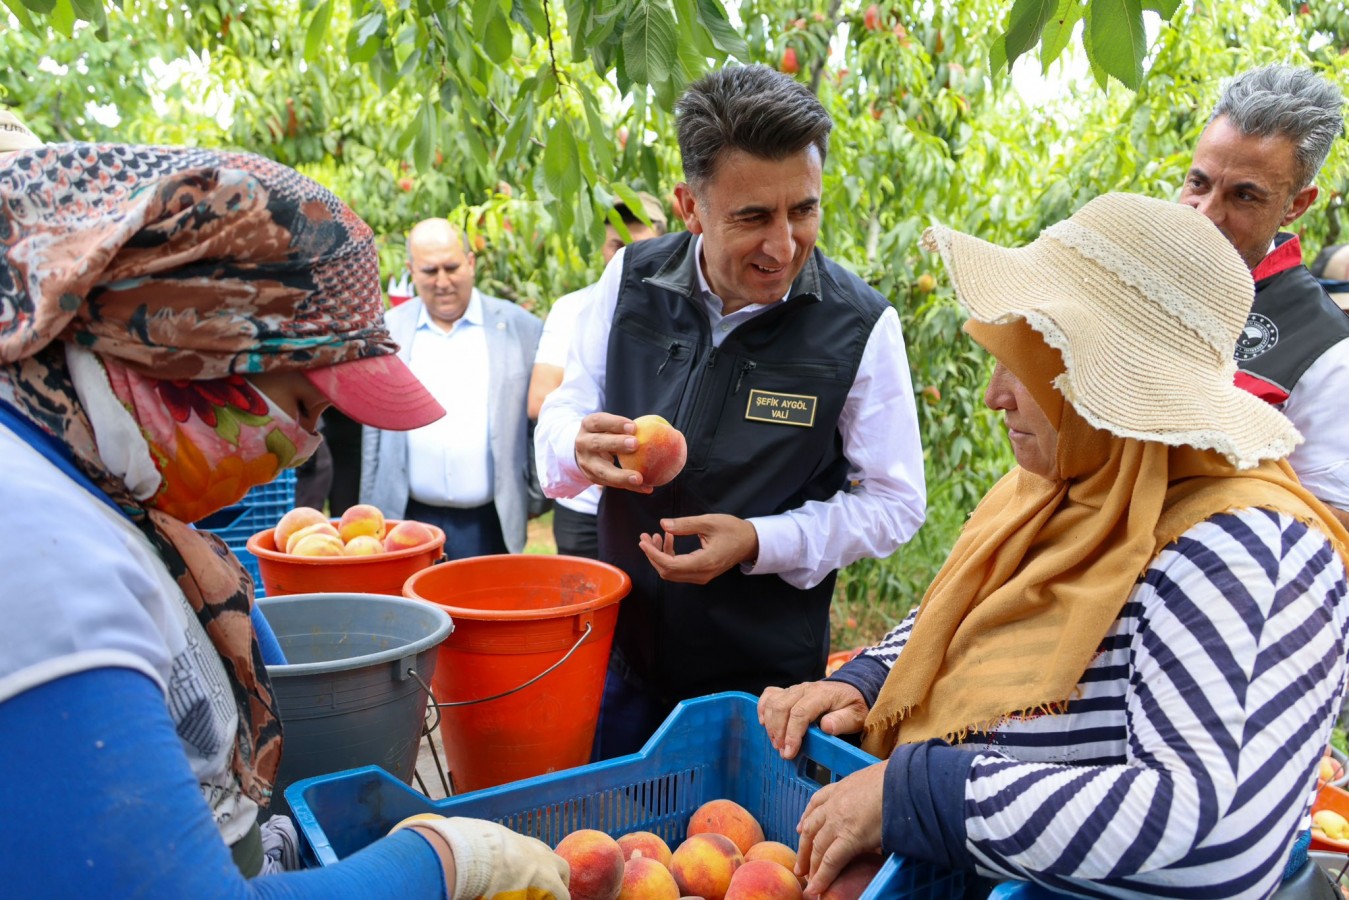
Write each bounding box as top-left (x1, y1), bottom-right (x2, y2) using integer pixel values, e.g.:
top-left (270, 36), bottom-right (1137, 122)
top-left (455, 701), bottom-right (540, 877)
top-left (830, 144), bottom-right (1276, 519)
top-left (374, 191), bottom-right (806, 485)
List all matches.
top-left (527, 192), bottom-right (669, 558)
top-left (0, 137), bottom-right (568, 898)
top-left (759, 194), bottom-right (1349, 899)
top-left (1310, 243), bottom-right (1349, 312)
top-left (1179, 64), bottom-right (1349, 528)
top-left (361, 218), bottom-right (542, 558)
top-left (536, 64), bottom-right (926, 759)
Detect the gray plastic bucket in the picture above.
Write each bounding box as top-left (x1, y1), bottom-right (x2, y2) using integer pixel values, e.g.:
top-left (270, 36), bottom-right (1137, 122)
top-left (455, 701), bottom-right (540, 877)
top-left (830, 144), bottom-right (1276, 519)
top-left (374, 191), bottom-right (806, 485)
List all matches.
top-left (257, 592), bottom-right (453, 816)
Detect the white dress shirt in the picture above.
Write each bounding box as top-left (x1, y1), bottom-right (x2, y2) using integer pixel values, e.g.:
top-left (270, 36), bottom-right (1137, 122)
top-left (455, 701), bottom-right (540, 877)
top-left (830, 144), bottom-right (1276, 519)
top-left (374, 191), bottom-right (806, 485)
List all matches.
top-left (534, 286), bottom-right (602, 516)
top-left (1282, 335), bottom-right (1349, 509)
top-left (536, 237), bottom-right (927, 590)
top-left (407, 290), bottom-right (494, 507)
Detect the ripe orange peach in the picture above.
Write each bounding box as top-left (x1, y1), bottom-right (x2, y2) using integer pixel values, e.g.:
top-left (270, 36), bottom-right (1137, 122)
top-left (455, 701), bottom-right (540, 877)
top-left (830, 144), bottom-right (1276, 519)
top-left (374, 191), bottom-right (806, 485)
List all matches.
top-left (618, 831), bottom-right (674, 869)
top-left (620, 855), bottom-right (681, 900)
top-left (743, 843), bottom-right (800, 886)
top-left (290, 532), bottom-right (346, 557)
top-left (818, 852), bottom-right (884, 900)
top-left (284, 521), bottom-right (341, 554)
top-left (687, 799), bottom-right (764, 856)
top-left (724, 860), bottom-right (803, 900)
top-left (384, 519), bottom-right (436, 552)
top-left (338, 503), bottom-right (386, 543)
top-left (671, 833), bottom-right (743, 900)
top-left (273, 506), bottom-right (328, 550)
top-left (617, 414), bottom-right (687, 487)
top-left (343, 534), bottom-right (384, 556)
top-left (557, 829), bottom-right (625, 900)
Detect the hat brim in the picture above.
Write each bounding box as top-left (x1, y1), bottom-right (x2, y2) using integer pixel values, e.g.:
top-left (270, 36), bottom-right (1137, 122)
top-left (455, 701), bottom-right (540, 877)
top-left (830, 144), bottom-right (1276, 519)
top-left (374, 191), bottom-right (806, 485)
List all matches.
top-left (924, 222), bottom-right (1302, 469)
top-left (304, 355), bottom-right (444, 431)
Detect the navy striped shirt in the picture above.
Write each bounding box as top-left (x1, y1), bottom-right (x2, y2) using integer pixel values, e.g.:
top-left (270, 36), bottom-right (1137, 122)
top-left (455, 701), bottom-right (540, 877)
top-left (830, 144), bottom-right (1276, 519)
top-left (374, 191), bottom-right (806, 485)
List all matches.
top-left (846, 509), bottom-right (1349, 898)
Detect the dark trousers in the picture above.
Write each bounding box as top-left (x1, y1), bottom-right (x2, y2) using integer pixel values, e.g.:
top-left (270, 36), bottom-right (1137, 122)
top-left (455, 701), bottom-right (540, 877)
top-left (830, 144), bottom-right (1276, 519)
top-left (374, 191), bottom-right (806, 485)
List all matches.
top-left (405, 498), bottom-right (509, 560)
top-left (590, 658), bottom-right (676, 761)
top-left (323, 409), bottom-right (363, 515)
top-left (552, 505), bottom-right (599, 559)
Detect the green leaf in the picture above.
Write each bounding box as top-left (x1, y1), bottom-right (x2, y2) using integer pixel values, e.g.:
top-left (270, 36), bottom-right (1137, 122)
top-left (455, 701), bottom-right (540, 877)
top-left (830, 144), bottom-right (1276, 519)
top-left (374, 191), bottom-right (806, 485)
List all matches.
top-left (511, 0), bottom-right (548, 35)
top-left (19, 0), bottom-right (55, 13)
top-left (499, 95), bottom-right (535, 156)
top-left (622, 0), bottom-right (677, 86)
top-left (543, 118), bottom-right (581, 201)
top-left (1039, 0), bottom-right (1085, 73)
top-left (1, 0), bottom-right (37, 31)
top-left (612, 183), bottom-right (654, 227)
top-left (1141, 0), bottom-right (1180, 16)
top-left (48, 0), bottom-right (75, 37)
top-left (579, 87), bottom-right (614, 174)
top-left (483, 9), bottom-right (514, 63)
top-left (347, 9), bottom-right (388, 65)
top-left (694, 0), bottom-right (747, 59)
top-left (472, 0), bottom-right (496, 41)
top-left (988, 35), bottom-right (1009, 75)
top-left (1003, 0), bottom-right (1059, 62)
top-left (1084, 0), bottom-right (1144, 90)
top-left (414, 102), bottom-right (437, 172)
top-left (396, 107), bottom-right (421, 154)
top-left (304, 0), bottom-right (333, 62)
top-left (67, 0), bottom-right (102, 22)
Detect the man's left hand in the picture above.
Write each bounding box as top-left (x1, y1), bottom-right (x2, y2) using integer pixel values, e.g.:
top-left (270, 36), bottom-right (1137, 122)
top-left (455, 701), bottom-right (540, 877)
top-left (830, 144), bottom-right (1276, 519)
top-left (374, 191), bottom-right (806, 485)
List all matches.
top-left (796, 761), bottom-right (887, 899)
top-left (638, 514), bottom-right (759, 584)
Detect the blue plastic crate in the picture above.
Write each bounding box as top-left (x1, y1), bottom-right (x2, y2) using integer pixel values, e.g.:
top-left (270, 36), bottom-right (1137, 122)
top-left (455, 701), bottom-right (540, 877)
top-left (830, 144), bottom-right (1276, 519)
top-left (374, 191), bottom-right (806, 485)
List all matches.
top-left (286, 691), bottom-right (966, 899)
top-left (195, 470), bottom-right (296, 597)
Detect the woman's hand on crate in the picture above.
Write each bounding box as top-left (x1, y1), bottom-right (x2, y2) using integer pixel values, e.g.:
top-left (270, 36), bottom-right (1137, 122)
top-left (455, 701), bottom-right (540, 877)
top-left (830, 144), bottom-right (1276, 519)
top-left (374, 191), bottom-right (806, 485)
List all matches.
top-left (390, 814), bottom-right (571, 900)
top-left (758, 681), bottom-right (869, 760)
top-left (796, 760), bottom-right (887, 898)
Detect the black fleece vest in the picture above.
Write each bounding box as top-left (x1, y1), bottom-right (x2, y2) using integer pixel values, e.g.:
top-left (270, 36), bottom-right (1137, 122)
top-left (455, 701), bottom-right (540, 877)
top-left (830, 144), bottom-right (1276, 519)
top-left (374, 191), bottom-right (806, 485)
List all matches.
top-left (599, 232), bottom-right (887, 702)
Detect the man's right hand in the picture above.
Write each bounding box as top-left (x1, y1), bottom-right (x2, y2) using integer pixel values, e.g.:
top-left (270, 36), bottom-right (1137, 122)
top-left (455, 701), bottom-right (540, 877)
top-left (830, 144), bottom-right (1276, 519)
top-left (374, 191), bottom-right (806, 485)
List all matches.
top-left (575, 412), bottom-right (653, 494)
top-left (758, 681), bottom-right (870, 761)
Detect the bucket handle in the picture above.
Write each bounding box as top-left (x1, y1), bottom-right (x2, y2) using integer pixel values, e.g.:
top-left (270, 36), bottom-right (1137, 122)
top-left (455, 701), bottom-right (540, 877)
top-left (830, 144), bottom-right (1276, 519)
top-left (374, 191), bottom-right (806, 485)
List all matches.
top-left (406, 621), bottom-right (594, 708)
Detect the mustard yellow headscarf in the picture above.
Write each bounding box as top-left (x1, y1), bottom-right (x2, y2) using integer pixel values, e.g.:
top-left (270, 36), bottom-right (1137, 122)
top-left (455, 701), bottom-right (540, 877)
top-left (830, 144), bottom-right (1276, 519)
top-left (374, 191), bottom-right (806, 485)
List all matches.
top-left (862, 319), bottom-right (1349, 757)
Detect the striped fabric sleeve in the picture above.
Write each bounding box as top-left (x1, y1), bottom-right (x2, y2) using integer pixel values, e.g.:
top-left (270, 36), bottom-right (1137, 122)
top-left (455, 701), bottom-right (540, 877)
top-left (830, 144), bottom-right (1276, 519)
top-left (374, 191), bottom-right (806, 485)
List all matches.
top-left (961, 509), bottom-right (1349, 898)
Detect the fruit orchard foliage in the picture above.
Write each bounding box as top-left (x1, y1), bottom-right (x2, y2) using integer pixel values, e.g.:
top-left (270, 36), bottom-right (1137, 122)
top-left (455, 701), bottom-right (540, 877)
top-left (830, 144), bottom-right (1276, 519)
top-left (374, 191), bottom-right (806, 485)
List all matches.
top-left (5, 0), bottom-right (1349, 646)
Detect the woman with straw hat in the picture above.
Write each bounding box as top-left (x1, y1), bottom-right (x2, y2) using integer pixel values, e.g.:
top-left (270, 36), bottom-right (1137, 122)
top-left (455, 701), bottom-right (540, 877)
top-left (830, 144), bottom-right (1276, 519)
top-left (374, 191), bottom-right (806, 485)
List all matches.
top-left (759, 193), bottom-right (1349, 898)
top-left (0, 138), bottom-right (568, 898)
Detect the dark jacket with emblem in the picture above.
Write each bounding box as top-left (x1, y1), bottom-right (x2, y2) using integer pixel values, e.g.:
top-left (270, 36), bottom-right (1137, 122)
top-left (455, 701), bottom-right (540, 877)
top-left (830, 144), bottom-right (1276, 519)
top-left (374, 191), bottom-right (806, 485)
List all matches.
top-left (1236, 233), bottom-right (1349, 404)
top-left (599, 232), bottom-right (888, 703)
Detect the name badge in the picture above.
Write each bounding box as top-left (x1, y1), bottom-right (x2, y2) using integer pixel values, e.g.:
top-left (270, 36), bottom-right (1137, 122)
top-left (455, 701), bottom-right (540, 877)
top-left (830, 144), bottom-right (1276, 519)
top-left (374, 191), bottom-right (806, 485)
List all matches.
top-left (745, 389), bottom-right (817, 427)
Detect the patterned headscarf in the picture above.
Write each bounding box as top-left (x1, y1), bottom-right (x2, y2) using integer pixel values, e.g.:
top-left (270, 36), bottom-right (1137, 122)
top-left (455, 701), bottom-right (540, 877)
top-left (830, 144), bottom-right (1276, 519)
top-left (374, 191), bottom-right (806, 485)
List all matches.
top-left (0, 143), bottom-right (401, 810)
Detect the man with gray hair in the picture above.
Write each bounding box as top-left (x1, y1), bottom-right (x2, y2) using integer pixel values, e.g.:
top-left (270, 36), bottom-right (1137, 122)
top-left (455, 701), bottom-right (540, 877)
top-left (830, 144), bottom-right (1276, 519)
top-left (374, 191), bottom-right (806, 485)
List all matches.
top-left (537, 64), bottom-right (926, 758)
top-left (1181, 64), bottom-right (1349, 527)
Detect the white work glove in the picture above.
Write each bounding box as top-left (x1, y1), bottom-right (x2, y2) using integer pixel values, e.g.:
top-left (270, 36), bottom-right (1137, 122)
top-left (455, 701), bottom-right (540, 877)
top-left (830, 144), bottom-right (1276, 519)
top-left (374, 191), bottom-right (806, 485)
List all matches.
top-left (391, 814), bottom-right (571, 900)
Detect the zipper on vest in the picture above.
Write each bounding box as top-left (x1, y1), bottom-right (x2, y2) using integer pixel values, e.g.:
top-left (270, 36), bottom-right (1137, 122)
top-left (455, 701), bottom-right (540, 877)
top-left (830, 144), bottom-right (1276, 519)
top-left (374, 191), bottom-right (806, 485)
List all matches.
top-left (733, 360), bottom-right (756, 395)
top-left (656, 342), bottom-right (682, 376)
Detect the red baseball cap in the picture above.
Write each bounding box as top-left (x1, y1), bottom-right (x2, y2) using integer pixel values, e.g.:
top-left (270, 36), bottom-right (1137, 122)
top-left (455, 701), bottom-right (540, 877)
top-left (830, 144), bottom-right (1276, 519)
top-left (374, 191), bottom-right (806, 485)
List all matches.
top-left (303, 354), bottom-right (445, 431)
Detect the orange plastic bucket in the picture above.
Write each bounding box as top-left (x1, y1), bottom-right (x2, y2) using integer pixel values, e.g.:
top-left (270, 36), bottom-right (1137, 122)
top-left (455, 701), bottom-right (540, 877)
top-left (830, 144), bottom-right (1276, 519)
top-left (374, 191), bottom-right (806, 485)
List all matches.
top-left (402, 554), bottom-right (630, 793)
top-left (246, 520), bottom-right (446, 597)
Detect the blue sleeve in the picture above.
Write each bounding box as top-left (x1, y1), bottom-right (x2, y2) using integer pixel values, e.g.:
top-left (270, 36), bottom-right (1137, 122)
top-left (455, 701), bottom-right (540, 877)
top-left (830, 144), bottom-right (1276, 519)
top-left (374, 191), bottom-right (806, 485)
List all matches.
top-left (881, 739), bottom-right (978, 871)
top-left (252, 603), bottom-right (289, 665)
top-left (0, 667), bottom-right (445, 899)
top-left (827, 654), bottom-right (890, 706)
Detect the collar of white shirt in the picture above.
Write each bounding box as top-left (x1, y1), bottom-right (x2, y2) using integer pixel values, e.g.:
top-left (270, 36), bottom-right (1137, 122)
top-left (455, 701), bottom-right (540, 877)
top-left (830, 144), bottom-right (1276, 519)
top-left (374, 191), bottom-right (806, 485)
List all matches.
top-left (415, 287), bottom-right (483, 336)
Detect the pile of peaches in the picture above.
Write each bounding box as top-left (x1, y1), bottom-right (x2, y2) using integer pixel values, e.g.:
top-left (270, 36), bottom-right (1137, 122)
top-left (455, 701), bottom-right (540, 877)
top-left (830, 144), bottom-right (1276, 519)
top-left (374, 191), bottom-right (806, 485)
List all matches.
top-left (271, 504), bottom-right (435, 557)
top-left (555, 798), bottom-right (882, 900)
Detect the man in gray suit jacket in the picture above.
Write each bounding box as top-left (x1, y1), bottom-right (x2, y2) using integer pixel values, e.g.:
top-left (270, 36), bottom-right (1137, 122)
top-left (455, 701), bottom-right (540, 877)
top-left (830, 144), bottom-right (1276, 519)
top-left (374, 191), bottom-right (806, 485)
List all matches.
top-left (361, 218), bottom-right (542, 556)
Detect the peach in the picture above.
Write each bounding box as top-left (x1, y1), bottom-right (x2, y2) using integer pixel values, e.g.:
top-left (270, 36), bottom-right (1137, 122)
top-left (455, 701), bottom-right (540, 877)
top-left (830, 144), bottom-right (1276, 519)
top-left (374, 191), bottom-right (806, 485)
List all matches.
top-left (338, 503), bottom-right (387, 543)
top-left (557, 829), bottom-right (626, 900)
top-left (343, 534), bottom-right (385, 556)
top-left (620, 855), bottom-right (681, 900)
top-left (817, 852), bottom-right (884, 900)
top-left (617, 414), bottom-right (687, 487)
top-left (384, 519), bottom-right (436, 552)
top-left (671, 833), bottom-right (743, 900)
top-left (285, 521), bottom-right (341, 553)
top-left (618, 831), bottom-right (674, 869)
top-left (290, 532), bottom-right (346, 557)
top-left (687, 799), bottom-right (764, 856)
top-left (724, 860), bottom-right (803, 900)
top-left (744, 843), bottom-right (800, 886)
top-left (273, 506), bottom-right (328, 550)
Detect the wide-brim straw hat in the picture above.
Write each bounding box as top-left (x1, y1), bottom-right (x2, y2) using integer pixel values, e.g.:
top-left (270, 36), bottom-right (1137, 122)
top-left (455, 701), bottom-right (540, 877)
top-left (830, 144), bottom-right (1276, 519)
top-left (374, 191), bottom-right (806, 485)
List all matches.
top-left (921, 192), bottom-right (1301, 469)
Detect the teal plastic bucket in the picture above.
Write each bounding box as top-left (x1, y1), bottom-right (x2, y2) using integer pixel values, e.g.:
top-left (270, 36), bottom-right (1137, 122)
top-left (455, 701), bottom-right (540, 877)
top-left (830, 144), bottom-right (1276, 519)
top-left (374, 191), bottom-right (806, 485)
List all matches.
top-left (257, 592), bottom-right (454, 816)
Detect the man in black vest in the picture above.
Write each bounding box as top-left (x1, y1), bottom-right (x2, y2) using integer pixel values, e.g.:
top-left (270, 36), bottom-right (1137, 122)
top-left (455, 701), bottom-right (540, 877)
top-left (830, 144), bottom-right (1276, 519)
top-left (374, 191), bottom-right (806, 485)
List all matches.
top-left (1180, 65), bottom-right (1349, 528)
top-left (535, 65), bottom-right (927, 758)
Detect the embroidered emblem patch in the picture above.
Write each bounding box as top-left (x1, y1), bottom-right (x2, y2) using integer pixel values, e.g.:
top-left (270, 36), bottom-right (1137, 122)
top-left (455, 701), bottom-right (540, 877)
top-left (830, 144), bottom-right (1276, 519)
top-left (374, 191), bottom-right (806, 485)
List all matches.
top-left (1234, 313), bottom-right (1278, 361)
top-left (745, 389), bottom-right (817, 427)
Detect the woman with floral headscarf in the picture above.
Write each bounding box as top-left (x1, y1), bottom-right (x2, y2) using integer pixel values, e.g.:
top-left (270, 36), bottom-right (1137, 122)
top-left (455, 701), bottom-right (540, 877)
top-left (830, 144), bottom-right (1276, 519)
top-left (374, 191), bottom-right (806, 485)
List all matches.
top-left (759, 194), bottom-right (1349, 898)
top-left (0, 140), bottom-right (569, 899)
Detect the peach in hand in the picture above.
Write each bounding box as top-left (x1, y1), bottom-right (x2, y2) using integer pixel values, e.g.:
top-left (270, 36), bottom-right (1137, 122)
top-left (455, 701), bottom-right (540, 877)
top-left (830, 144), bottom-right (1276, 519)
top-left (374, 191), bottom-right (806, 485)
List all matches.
top-left (290, 532), bottom-right (346, 557)
top-left (687, 799), bottom-right (764, 856)
top-left (285, 521), bottom-right (341, 554)
top-left (556, 829), bottom-right (626, 900)
top-left (817, 852), bottom-right (884, 900)
top-left (620, 855), bottom-right (681, 900)
top-left (273, 506), bottom-right (328, 550)
top-left (618, 831), bottom-right (674, 869)
top-left (617, 414), bottom-right (687, 487)
top-left (743, 843), bottom-right (800, 887)
top-left (338, 503), bottom-right (387, 543)
top-left (671, 833), bottom-right (742, 900)
top-left (384, 519), bottom-right (436, 552)
top-left (724, 860), bottom-right (803, 900)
